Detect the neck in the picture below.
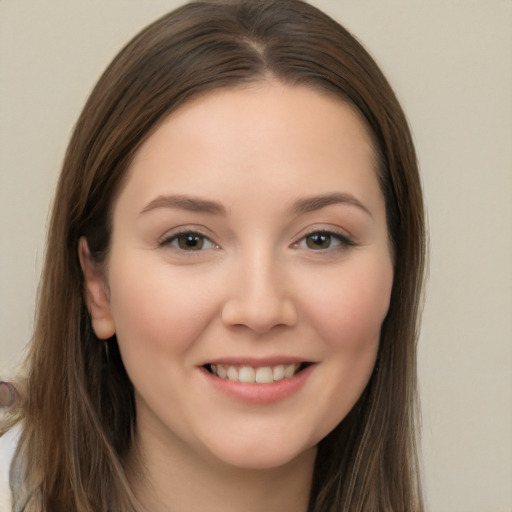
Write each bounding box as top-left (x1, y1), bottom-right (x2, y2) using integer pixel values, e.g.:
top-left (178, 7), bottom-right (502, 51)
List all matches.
top-left (126, 429), bottom-right (316, 512)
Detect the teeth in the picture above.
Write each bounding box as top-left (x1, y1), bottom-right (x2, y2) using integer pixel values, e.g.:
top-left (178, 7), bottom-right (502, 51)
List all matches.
top-left (216, 364), bottom-right (227, 379)
top-left (284, 364), bottom-right (296, 378)
top-left (272, 365), bottom-right (285, 381)
top-left (210, 363), bottom-right (301, 384)
top-left (255, 366), bottom-right (273, 384)
top-left (227, 366), bottom-right (239, 381)
top-left (239, 366), bottom-right (256, 383)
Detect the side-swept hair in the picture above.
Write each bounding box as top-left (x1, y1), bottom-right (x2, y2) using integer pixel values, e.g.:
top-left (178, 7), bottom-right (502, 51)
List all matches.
top-left (2, 1), bottom-right (425, 510)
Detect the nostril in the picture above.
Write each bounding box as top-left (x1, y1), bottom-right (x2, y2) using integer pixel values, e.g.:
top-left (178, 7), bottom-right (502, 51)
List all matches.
top-left (221, 300), bottom-right (298, 334)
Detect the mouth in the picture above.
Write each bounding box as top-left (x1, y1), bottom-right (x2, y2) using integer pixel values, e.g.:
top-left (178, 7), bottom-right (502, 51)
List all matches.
top-left (203, 362), bottom-right (312, 384)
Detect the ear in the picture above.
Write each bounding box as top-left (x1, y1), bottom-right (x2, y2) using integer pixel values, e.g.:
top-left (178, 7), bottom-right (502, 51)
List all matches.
top-left (78, 237), bottom-right (116, 340)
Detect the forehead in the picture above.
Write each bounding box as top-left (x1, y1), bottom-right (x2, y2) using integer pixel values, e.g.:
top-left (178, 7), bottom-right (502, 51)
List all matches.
top-left (140, 81), bottom-right (376, 153)
top-left (116, 81), bottom-right (382, 218)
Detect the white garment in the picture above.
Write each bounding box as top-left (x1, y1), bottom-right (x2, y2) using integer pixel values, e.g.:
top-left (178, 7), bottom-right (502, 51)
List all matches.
top-left (0, 426), bottom-right (18, 512)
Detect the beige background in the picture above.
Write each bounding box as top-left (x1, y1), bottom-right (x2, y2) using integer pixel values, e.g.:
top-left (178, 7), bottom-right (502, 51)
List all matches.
top-left (1, 1), bottom-right (511, 511)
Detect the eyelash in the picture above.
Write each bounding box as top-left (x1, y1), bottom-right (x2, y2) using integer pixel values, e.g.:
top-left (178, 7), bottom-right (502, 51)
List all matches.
top-left (159, 229), bottom-right (356, 253)
top-left (293, 229), bottom-right (357, 251)
top-left (159, 230), bottom-right (218, 252)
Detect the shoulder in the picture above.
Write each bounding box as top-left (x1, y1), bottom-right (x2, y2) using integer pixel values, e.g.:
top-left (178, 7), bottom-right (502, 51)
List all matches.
top-left (0, 425), bottom-right (20, 512)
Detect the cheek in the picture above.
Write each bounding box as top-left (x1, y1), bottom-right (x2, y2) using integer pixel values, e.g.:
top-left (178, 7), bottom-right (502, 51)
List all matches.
top-left (107, 254), bottom-right (219, 357)
top-left (302, 257), bottom-right (393, 354)
top-left (299, 260), bottom-right (393, 439)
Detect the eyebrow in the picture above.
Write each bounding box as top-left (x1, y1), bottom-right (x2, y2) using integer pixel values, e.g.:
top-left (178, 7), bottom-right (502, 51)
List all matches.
top-left (140, 195), bottom-right (227, 216)
top-left (140, 192), bottom-right (371, 218)
top-left (292, 193), bottom-right (372, 217)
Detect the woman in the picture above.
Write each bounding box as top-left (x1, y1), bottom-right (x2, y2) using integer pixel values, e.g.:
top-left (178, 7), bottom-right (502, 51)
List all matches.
top-left (0, 1), bottom-right (425, 510)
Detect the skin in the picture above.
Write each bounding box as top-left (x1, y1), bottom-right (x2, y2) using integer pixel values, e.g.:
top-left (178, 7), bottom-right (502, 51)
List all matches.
top-left (80, 81), bottom-right (393, 512)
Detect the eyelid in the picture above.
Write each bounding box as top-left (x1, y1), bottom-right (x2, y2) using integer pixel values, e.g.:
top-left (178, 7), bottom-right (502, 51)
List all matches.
top-left (293, 227), bottom-right (357, 250)
top-left (158, 226), bottom-right (219, 250)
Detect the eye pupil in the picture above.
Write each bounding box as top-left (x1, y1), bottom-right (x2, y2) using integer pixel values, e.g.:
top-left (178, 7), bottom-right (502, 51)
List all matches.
top-left (178, 234), bottom-right (204, 250)
top-left (306, 233), bottom-right (331, 250)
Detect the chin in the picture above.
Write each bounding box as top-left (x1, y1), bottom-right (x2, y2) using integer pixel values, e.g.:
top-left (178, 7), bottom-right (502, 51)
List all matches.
top-left (203, 436), bottom-right (318, 472)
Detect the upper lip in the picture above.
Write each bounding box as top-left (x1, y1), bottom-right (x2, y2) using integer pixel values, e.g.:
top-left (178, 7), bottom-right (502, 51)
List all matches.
top-left (200, 356), bottom-right (314, 367)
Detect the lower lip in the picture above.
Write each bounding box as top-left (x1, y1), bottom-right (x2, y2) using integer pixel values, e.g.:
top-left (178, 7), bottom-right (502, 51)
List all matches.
top-left (200, 364), bottom-right (315, 405)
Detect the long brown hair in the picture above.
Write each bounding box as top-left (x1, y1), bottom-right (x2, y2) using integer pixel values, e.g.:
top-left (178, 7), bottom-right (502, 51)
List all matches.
top-left (2, 1), bottom-right (425, 510)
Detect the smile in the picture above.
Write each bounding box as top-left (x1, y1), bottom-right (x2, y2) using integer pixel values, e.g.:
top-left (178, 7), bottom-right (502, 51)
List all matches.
top-left (206, 363), bottom-right (308, 384)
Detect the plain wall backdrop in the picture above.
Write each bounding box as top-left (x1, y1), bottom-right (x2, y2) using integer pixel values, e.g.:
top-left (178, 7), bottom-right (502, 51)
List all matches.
top-left (1, 1), bottom-right (511, 511)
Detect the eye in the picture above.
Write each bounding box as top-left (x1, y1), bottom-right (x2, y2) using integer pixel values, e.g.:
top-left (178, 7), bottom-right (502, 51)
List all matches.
top-left (296, 230), bottom-right (356, 251)
top-left (160, 231), bottom-right (217, 251)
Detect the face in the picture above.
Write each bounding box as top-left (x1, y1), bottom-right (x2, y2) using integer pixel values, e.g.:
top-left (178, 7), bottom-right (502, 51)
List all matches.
top-left (83, 82), bottom-right (393, 471)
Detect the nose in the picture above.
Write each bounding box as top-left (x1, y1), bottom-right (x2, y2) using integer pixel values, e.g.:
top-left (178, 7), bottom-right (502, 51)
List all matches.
top-left (221, 252), bottom-right (298, 334)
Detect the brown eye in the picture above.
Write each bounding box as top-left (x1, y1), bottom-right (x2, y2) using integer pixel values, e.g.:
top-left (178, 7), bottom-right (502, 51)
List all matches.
top-left (176, 233), bottom-right (205, 250)
top-left (306, 233), bottom-right (333, 250)
top-left (297, 230), bottom-right (356, 251)
top-left (160, 231), bottom-right (217, 251)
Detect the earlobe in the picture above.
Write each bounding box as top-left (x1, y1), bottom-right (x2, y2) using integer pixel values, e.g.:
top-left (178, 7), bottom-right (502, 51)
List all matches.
top-left (78, 237), bottom-right (116, 340)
